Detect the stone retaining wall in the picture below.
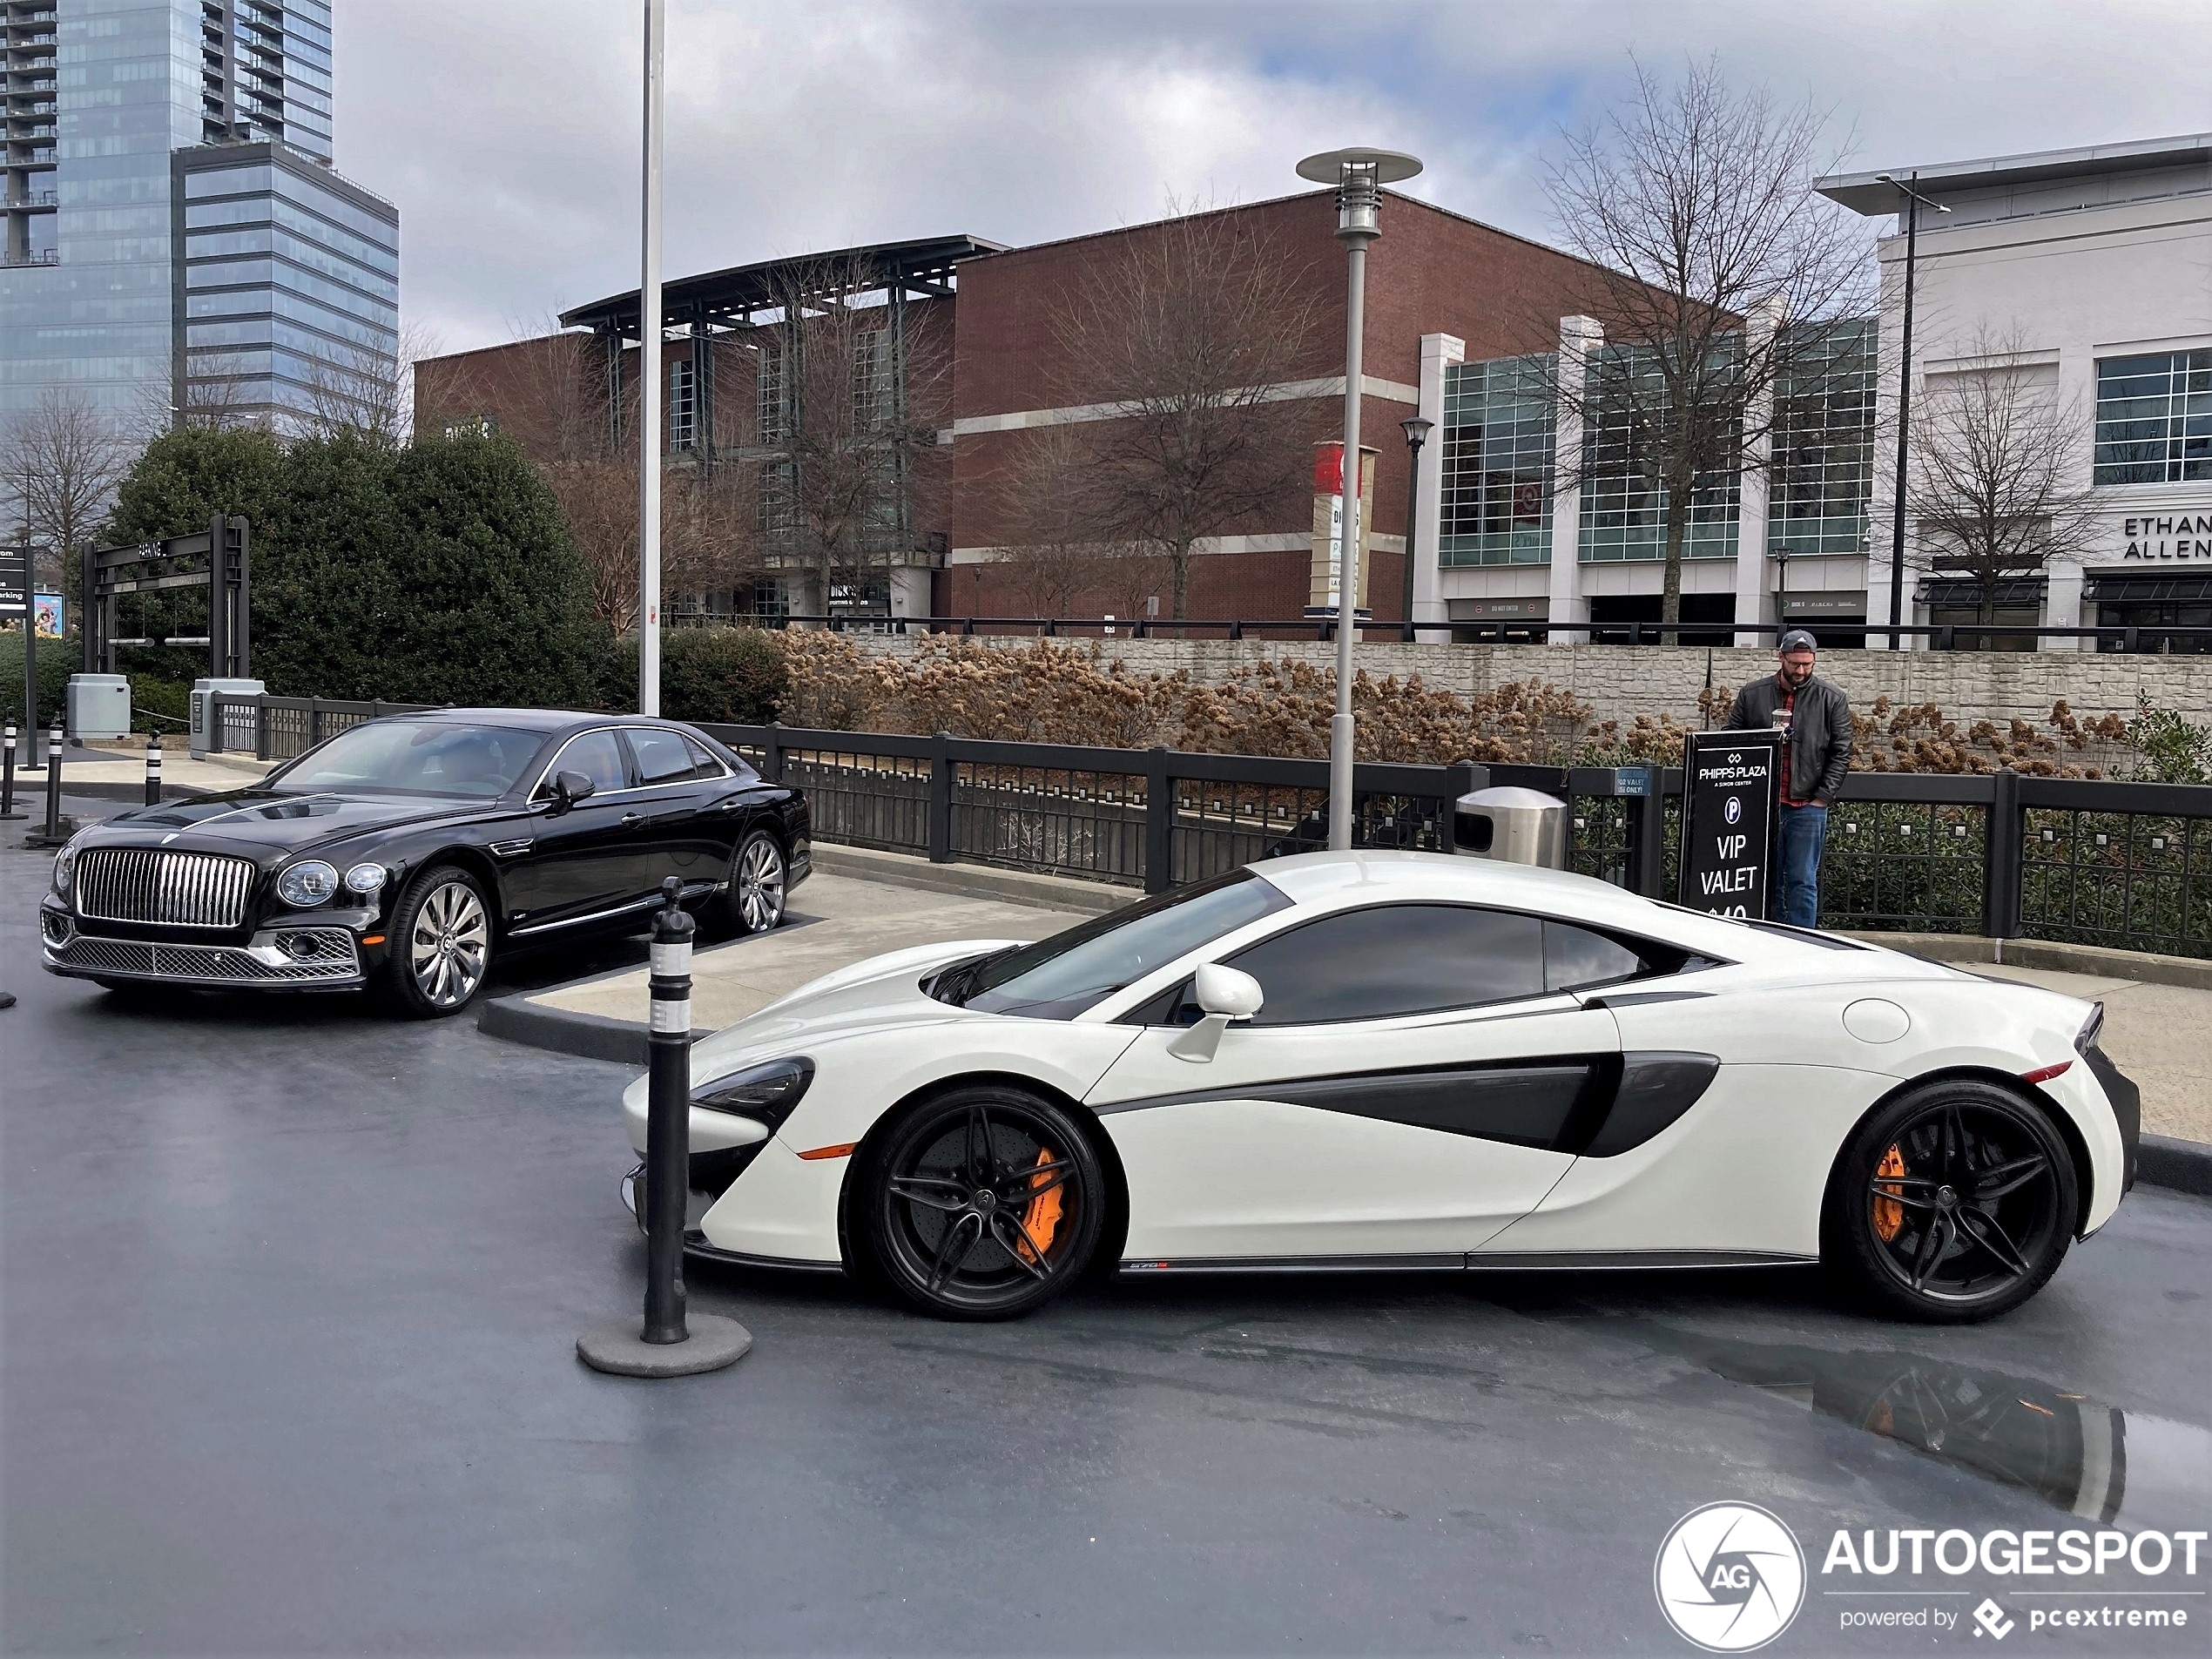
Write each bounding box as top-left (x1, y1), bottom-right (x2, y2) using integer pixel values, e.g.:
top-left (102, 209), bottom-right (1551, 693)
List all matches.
top-left (845, 634), bottom-right (2212, 729)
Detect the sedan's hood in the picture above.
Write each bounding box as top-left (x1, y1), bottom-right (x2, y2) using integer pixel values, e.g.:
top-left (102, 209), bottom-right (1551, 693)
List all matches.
top-left (80, 789), bottom-right (492, 854)
top-left (688, 937), bottom-right (1021, 1080)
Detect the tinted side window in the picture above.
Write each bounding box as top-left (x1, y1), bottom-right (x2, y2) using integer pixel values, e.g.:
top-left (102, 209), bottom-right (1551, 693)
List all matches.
top-left (627, 726), bottom-right (701, 784)
top-left (540, 730), bottom-right (629, 795)
top-left (1543, 921), bottom-right (1649, 993)
top-left (682, 735), bottom-right (731, 778)
top-left (1229, 904), bottom-right (1546, 1025)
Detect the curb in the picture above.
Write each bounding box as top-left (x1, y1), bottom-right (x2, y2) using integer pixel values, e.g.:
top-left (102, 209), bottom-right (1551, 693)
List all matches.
top-left (2139, 1134), bottom-right (2212, 1198)
top-left (476, 993), bottom-right (702, 1066)
top-left (811, 843), bottom-right (1127, 914)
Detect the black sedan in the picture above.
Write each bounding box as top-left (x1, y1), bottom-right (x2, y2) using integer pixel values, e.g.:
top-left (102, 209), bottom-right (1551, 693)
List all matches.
top-left (39, 710), bottom-right (811, 1017)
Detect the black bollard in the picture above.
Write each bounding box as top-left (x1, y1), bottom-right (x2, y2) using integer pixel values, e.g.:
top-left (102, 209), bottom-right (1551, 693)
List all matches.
top-left (0, 721), bottom-right (19, 820)
top-left (576, 877), bottom-right (751, 1378)
top-left (643, 876), bottom-right (696, 1343)
top-left (41, 718), bottom-right (63, 840)
top-left (144, 733), bottom-right (162, 806)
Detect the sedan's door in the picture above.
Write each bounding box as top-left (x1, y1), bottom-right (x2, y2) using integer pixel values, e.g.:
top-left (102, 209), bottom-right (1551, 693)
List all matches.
top-left (498, 729), bottom-right (644, 935)
top-left (618, 725), bottom-right (718, 894)
top-left (1088, 903), bottom-right (1622, 1264)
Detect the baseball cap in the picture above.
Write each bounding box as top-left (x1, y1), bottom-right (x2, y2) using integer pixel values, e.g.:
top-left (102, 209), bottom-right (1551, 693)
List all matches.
top-left (1778, 629), bottom-right (1818, 653)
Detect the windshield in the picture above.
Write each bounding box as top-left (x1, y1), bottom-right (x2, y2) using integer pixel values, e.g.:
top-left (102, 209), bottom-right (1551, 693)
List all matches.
top-left (268, 721), bottom-right (543, 799)
top-left (959, 868), bottom-right (1293, 1020)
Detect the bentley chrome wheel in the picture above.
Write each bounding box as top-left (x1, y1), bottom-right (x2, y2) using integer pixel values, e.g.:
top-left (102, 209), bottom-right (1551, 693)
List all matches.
top-left (1831, 1079), bottom-right (2076, 1322)
top-left (867, 1088), bottom-right (1103, 1319)
top-left (409, 879), bottom-right (489, 1010)
top-left (733, 831), bottom-right (786, 933)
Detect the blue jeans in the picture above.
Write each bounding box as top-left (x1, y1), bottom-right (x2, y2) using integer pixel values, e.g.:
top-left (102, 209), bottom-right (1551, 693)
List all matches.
top-left (1776, 803), bottom-right (1827, 927)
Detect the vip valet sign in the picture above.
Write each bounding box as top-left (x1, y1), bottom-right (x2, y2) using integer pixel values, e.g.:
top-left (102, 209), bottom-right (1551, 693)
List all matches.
top-left (1679, 731), bottom-right (1785, 920)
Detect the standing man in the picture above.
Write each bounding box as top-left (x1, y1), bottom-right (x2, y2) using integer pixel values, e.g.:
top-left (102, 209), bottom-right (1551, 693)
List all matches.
top-left (1726, 629), bottom-right (1852, 928)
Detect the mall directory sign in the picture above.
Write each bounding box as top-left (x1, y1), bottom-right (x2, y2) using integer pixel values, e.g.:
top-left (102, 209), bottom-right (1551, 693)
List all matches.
top-left (0, 546), bottom-right (26, 617)
top-left (1679, 729), bottom-right (1784, 920)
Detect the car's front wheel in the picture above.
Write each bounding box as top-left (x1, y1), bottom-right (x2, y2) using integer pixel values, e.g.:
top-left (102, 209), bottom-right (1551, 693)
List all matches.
top-left (861, 1086), bottom-right (1105, 1320)
top-left (380, 863), bottom-right (494, 1019)
top-left (1824, 1078), bottom-right (2077, 1323)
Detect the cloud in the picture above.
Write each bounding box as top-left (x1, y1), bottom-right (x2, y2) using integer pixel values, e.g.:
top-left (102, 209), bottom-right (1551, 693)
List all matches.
top-left (337, 0), bottom-right (2211, 355)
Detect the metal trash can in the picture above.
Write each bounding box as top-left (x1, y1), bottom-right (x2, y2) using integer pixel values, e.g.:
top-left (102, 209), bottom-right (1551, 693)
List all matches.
top-left (1453, 786), bottom-right (1566, 868)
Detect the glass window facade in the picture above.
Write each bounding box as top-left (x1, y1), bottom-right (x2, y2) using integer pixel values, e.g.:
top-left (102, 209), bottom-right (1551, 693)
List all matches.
top-left (1439, 354), bottom-right (1554, 566)
top-left (177, 144), bottom-right (399, 429)
top-left (667, 354), bottom-right (695, 451)
top-left (2094, 349), bottom-right (2211, 485)
top-left (0, 1), bottom-right (388, 427)
top-left (1768, 318), bottom-right (1875, 557)
top-left (1578, 342), bottom-right (1742, 563)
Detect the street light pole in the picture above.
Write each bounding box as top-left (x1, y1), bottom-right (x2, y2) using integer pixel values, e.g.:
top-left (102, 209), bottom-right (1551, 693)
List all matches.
top-left (1878, 172), bottom-right (1950, 653)
top-left (637, 0), bottom-right (664, 715)
top-left (1298, 147), bottom-right (1421, 852)
top-left (1399, 416), bottom-right (1433, 633)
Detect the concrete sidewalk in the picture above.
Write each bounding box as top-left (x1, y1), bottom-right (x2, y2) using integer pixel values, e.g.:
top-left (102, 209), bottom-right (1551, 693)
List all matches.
top-left (500, 870), bottom-right (1085, 1045)
top-left (12, 741), bottom-right (274, 799)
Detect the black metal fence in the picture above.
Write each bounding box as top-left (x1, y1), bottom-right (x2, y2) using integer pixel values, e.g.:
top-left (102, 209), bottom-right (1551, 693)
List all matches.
top-left (209, 693), bottom-right (431, 761)
top-left (204, 693), bottom-right (2212, 959)
top-left (709, 724), bottom-right (2212, 960)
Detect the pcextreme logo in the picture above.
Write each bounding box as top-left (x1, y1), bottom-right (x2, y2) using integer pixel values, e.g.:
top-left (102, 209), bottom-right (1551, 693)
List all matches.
top-left (1656, 1502), bottom-right (1809, 1652)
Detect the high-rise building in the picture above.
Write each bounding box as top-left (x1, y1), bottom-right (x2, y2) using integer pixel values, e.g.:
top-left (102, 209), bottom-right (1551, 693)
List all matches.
top-left (0, 0), bottom-right (396, 428)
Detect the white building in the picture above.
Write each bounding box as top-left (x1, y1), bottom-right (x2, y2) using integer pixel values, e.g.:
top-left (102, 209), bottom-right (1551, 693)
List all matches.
top-left (1406, 132), bottom-right (2211, 652)
top-left (1821, 132), bottom-right (2212, 651)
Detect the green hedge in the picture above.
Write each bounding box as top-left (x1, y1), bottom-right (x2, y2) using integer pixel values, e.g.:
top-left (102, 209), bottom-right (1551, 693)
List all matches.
top-left (661, 628), bottom-right (787, 725)
top-left (0, 628), bottom-right (74, 729)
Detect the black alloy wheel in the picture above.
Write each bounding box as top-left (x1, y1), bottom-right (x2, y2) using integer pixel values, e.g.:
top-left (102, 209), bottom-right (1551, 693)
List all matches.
top-left (715, 829), bottom-right (786, 935)
top-left (863, 1086), bottom-right (1104, 1320)
top-left (1824, 1078), bottom-right (2077, 1324)
top-left (380, 863), bottom-right (494, 1019)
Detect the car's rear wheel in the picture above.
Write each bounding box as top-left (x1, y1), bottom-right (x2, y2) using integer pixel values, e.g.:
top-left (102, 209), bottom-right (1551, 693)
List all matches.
top-left (380, 864), bottom-right (493, 1019)
top-left (1824, 1078), bottom-right (2077, 1324)
top-left (862, 1086), bottom-right (1103, 1321)
top-left (711, 829), bottom-right (786, 935)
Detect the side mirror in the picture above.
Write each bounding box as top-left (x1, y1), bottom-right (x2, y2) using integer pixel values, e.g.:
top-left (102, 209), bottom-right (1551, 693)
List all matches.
top-left (547, 769), bottom-right (595, 813)
top-left (1167, 964), bottom-right (1264, 1063)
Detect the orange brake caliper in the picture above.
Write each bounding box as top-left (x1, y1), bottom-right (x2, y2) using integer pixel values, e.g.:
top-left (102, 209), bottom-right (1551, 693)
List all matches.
top-left (1018, 1148), bottom-right (1065, 1264)
top-left (1873, 1143), bottom-right (1906, 1242)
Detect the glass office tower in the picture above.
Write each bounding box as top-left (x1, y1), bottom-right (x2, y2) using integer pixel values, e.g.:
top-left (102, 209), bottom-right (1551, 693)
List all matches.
top-left (0, 0), bottom-right (393, 426)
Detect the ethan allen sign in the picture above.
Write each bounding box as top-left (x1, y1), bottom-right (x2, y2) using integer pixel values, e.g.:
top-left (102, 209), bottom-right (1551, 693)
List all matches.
top-left (2120, 514), bottom-right (2212, 560)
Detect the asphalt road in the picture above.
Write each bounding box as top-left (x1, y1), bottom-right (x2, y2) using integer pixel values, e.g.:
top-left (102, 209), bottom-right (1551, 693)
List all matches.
top-left (4, 805), bottom-right (2209, 1656)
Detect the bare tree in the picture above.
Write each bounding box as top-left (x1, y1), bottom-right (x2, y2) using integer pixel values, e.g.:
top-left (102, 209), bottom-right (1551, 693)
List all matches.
top-left (3, 388), bottom-right (132, 591)
top-left (986, 425), bottom-right (1156, 617)
top-left (1047, 203), bottom-right (1330, 618)
top-left (299, 320), bottom-right (443, 444)
top-left (421, 320), bottom-right (763, 633)
top-left (759, 258), bottom-right (949, 617)
top-left (1908, 329), bottom-right (2099, 629)
top-left (1541, 57), bottom-right (1871, 640)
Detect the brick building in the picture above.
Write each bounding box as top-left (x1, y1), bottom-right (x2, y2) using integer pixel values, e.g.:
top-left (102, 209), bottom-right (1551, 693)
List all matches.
top-left (414, 192), bottom-right (1622, 625)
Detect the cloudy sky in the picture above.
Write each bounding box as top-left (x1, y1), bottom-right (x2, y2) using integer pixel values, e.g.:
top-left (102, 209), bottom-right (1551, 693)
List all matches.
top-left (335, 0), bottom-right (2208, 358)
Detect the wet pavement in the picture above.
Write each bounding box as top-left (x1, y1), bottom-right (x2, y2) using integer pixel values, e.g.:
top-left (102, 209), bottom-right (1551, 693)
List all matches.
top-left (4, 801), bottom-right (2209, 1656)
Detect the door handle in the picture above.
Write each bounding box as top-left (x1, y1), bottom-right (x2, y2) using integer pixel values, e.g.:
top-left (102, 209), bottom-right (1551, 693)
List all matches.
top-left (620, 811), bottom-right (644, 827)
top-left (712, 798), bottom-right (743, 813)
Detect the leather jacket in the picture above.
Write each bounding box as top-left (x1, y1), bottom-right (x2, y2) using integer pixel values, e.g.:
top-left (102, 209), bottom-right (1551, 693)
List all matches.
top-left (1726, 672), bottom-right (1853, 805)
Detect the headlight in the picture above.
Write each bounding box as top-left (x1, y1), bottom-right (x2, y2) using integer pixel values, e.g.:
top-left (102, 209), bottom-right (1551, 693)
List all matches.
top-left (344, 862), bottom-right (388, 896)
top-left (52, 838), bottom-right (78, 893)
top-left (275, 860), bottom-right (341, 908)
top-left (692, 1057), bottom-right (814, 1130)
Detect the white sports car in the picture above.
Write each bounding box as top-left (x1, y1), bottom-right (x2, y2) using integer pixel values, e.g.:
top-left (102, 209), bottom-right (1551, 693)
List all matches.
top-left (618, 851), bottom-right (2140, 1323)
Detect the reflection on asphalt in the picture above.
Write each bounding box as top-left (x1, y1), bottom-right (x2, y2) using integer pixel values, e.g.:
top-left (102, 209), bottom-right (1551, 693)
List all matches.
top-left (1620, 1322), bottom-right (2210, 1529)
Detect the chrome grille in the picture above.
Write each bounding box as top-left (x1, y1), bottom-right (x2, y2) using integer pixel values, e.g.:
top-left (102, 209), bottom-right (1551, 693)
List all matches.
top-left (76, 849), bottom-right (255, 928)
top-left (46, 933), bottom-right (361, 984)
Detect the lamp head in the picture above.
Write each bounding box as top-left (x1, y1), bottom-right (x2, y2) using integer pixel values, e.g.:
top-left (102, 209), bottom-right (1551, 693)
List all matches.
top-left (1401, 415), bottom-right (1434, 448)
top-left (1297, 147), bottom-right (1422, 244)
